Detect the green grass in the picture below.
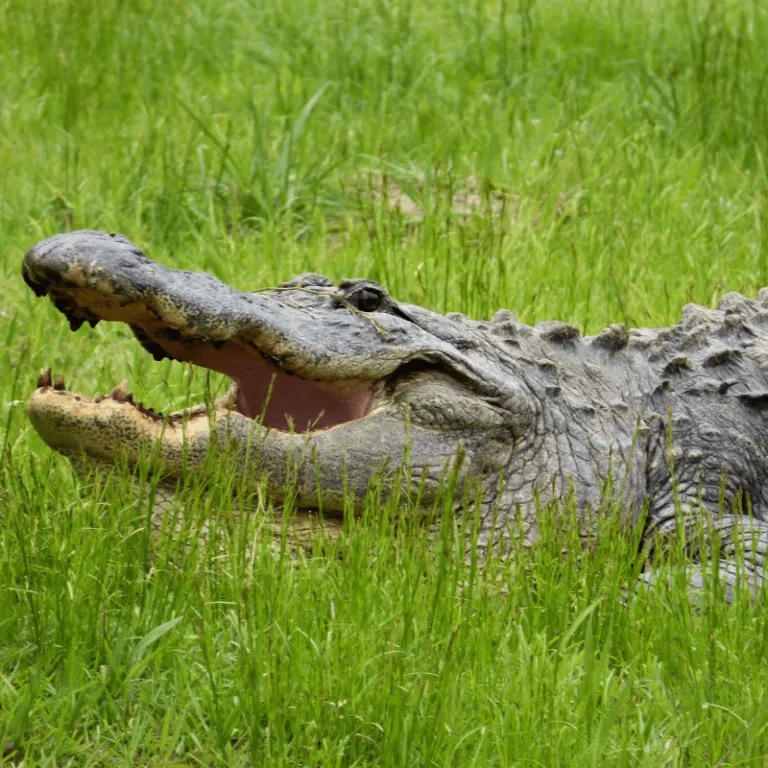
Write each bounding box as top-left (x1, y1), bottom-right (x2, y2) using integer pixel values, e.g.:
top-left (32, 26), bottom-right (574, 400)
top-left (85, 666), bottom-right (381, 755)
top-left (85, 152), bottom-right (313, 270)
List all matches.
top-left (3, 0), bottom-right (768, 763)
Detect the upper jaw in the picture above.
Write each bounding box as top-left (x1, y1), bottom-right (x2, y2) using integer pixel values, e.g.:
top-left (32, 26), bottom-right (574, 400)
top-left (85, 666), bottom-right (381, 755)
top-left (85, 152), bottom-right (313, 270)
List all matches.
top-left (22, 230), bottom-right (418, 380)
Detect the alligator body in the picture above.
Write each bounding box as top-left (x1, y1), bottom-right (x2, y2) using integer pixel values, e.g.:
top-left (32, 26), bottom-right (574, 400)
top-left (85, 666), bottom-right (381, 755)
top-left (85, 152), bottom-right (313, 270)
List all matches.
top-left (22, 231), bottom-right (768, 596)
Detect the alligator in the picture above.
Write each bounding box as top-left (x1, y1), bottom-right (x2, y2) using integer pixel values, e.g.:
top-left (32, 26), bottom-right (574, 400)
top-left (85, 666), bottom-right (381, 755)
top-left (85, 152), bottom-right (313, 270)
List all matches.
top-left (21, 230), bottom-right (768, 598)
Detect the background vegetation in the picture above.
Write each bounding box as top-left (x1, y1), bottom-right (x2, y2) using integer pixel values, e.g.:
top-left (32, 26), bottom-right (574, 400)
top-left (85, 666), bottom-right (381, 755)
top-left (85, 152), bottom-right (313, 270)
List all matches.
top-left (3, 0), bottom-right (768, 764)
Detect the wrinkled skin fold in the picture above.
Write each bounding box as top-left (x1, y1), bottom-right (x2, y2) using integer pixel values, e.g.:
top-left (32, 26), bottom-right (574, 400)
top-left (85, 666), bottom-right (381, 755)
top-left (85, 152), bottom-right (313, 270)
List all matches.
top-left (22, 230), bottom-right (768, 599)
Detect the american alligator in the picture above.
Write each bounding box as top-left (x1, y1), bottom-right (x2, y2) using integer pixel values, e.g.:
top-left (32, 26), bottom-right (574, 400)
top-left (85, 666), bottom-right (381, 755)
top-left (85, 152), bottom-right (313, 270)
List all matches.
top-left (22, 230), bottom-right (768, 597)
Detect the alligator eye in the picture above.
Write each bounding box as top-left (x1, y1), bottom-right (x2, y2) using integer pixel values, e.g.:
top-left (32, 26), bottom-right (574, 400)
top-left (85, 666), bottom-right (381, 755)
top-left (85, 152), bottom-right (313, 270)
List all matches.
top-left (350, 287), bottom-right (383, 312)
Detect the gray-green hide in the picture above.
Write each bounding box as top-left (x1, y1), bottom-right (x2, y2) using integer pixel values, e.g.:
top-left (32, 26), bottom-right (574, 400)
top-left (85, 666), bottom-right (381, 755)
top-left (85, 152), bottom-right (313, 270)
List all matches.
top-left (22, 231), bottom-right (768, 598)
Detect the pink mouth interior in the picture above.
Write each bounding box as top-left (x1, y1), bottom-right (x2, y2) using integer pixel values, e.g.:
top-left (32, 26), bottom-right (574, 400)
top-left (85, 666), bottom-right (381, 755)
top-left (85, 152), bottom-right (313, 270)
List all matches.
top-left (230, 353), bottom-right (374, 431)
top-left (151, 335), bottom-right (374, 432)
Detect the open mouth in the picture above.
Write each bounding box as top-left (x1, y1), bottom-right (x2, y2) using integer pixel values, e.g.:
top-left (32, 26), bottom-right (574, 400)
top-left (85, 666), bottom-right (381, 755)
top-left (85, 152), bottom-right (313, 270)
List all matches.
top-left (21, 228), bottom-right (396, 435)
top-left (33, 295), bottom-right (378, 434)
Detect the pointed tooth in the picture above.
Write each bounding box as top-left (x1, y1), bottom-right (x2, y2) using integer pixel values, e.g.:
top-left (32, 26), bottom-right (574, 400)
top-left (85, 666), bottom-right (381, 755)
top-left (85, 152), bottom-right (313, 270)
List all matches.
top-left (111, 379), bottom-right (132, 403)
top-left (68, 316), bottom-right (85, 332)
top-left (53, 298), bottom-right (73, 316)
top-left (137, 403), bottom-right (157, 419)
top-left (53, 373), bottom-right (66, 391)
top-left (37, 368), bottom-right (52, 388)
top-left (23, 273), bottom-right (48, 298)
top-left (87, 316), bottom-right (100, 329)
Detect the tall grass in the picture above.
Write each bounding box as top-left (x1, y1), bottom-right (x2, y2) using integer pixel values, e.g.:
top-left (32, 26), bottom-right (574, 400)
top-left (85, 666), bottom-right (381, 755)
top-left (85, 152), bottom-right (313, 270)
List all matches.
top-left (3, 0), bottom-right (768, 764)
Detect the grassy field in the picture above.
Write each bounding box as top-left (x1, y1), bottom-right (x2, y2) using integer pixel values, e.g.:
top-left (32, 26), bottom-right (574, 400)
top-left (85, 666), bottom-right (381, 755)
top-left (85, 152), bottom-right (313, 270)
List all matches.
top-left (3, 0), bottom-right (768, 764)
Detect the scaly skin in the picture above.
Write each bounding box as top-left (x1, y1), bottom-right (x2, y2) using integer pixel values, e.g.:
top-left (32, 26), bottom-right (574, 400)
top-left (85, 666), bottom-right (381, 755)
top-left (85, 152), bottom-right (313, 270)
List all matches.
top-left (22, 230), bottom-right (768, 597)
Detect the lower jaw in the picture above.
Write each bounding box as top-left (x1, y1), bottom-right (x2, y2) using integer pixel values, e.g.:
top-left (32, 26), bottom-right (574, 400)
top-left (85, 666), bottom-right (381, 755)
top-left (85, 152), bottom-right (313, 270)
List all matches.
top-left (28, 383), bottom-right (443, 522)
top-left (27, 385), bottom-right (213, 465)
top-left (27, 387), bottom-right (371, 516)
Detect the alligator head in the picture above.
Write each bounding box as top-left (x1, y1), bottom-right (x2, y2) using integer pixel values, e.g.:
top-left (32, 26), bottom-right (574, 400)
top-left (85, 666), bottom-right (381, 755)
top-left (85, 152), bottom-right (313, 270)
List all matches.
top-left (23, 231), bottom-right (535, 519)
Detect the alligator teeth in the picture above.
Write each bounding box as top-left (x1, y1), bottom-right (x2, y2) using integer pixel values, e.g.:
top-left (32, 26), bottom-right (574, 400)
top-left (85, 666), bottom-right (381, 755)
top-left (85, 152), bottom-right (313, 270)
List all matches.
top-left (52, 297), bottom-right (75, 316)
top-left (37, 367), bottom-right (52, 388)
top-left (36, 367), bottom-right (162, 419)
top-left (111, 379), bottom-right (134, 403)
top-left (23, 273), bottom-right (47, 298)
